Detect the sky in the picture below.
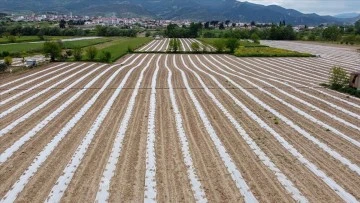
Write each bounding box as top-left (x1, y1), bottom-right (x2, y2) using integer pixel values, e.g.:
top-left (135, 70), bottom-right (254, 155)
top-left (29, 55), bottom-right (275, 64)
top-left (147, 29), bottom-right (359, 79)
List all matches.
top-left (244, 0), bottom-right (360, 15)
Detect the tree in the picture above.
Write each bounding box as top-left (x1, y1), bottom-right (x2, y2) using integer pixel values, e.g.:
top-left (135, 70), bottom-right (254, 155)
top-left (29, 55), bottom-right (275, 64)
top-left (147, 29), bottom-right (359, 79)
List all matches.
top-left (73, 47), bottom-right (83, 61)
top-left (213, 39), bottom-right (226, 52)
top-left (59, 19), bottom-right (66, 29)
top-left (355, 20), bottom-right (360, 34)
top-left (232, 23), bottom-right (236, 27)
top-left (322, 26), bottom-right (341, 41)
top-left (250, 21), bottom-right (256, 26)
top-left (219, 23), bottom-right (225, 30)
top-left (43, 41), bottom-right (62, 62)
top-left (329, 66), bottom-right (349, 90)
top-left (4, 56), bottom-right (12, 66)
top-left (225, 20), bottom-right (231, 27)
top-left (204, 22), bottom-right (210, 29)
top-left (99, 51), bottom-right (112, 63)
top-left (251, 33), bottom-right (260, 44)
top-left (225, 38), bottom-right (240, 53)
top-left (85, 46), bottom-right (98, 61)
top-left (145, 31), bottom-right (151, 37)
top-left (191, 42), bottom-right (201, 52)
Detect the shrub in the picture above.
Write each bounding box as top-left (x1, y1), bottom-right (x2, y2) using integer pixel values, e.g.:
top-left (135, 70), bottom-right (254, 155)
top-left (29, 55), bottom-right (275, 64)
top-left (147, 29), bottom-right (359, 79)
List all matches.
top-left (127, 46), bottom-right (134, 53)
top-left (8, 35), bottom-right (16, 43)
top-left (225, 38), bottom-right (240, 53)
top-left (0, 63), bottom-right (7, 72)
top-left (145, 31), bottom-right (151, 37)
top-left (251, 33), bottom-right (260, 44)
top-left (66, 50), bottom-right (73, 57)
top-left (73, 47), bottom-right (83, 61)
top-left (43, 41), bottom-right (62, 62)
top-left (99, 51), bottom-right (112, 63)
top-left (2, 51), bottom-right (10, 57)
top-left (4, 56), bottom-right (12, 66)
top-left (85, 46), bottom-right (98, 61)
top-left (213, 39), bottom-right (226, 52)
top-left (191, 42), bottom-right (201, 52)
top-left (329, 66), bottom-right (349, 90)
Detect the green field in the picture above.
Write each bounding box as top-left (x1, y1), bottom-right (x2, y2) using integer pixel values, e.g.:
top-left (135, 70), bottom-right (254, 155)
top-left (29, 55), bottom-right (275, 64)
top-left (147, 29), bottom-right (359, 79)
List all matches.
top-left (199, 38), bottom-right (267, 48)
top-left (95, 37), bottom-right (152, 62)
top-left (234, 47), bottom-right (314, 57)
top-left (199, 38), bottom-right (313, 57)
top-left (0, 38), bottom-right (111, 54)
top-left (0, 36), bottom-right (71, 44)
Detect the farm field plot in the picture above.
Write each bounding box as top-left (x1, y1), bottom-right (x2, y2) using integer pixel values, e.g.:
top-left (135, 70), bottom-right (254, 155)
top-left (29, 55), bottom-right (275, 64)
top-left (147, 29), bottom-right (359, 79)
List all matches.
top-left (1, 53), bottom-right (360, 202)
top-left (137, 38), bottom-right (213, 52)
top-left (261, 40), bottom-right (360, 70)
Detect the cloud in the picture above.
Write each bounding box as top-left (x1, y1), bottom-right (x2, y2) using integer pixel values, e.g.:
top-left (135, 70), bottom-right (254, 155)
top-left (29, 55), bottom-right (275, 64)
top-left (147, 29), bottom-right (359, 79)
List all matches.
top-left (243, 0), bottom-right (360, 15)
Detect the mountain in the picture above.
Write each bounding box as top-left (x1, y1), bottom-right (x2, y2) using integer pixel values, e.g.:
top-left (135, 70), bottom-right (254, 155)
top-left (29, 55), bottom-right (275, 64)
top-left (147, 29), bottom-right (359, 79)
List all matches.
top-left (0, 0), bottom-right (350, 25)
top-left (334, 13), bottom-right (360, 19)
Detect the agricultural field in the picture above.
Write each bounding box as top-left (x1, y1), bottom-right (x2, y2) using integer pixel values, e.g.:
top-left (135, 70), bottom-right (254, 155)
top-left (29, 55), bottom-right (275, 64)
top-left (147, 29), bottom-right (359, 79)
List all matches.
top-left (137, 38), bottom-right (214, 52)
top-left (0, 41), bottom-right (360, 202)
top-left (261, 40), bottom-right (360, 65)
top-left (0, 36), bottom-right (73, 44)
top-left (0, 37), bottom-right (110, 54)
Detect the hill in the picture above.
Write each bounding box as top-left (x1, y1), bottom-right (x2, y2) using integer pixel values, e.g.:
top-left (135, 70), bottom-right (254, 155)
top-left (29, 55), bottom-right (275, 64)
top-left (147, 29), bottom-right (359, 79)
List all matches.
top-left (0, 0), bottom-right (351, 25)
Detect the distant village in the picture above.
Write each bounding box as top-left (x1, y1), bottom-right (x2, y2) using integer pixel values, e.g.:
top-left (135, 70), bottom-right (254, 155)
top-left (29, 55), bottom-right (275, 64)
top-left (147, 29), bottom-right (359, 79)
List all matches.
top-left (7, 12), bottom-right (317, 31)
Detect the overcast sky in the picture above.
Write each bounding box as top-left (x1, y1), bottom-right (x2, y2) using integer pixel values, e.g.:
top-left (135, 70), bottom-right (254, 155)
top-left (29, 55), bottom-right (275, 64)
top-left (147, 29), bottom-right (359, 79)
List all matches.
top-left (245, 0), bottom-right (360, 15)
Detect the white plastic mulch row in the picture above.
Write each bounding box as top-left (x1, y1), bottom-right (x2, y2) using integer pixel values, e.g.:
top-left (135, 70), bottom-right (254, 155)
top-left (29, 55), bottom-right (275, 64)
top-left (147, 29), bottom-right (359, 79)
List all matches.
top-left (0, 63), bottom-right (65, 89)
top-left (211, 56), bottom-right (360, 131)
top-left (0, 64), bottom-right (100, 137)
top-left (252, 59), bottom-right (325, 84)
top-left (0, 56), bottom-right (141, 202)
top-left (234, 57), bottom-right (360, 120)
top-left (184, 56), bottom-right (308, 202)
top-left (173, 56), bottom-right (258, 203)
top-left (204, 55), bottom-right (360, 174)
top-left (0, 64), bottom-right (111, 164)
top-left (0, 64), bottom-right (96, 118)
top-left (145, 40), bottom-right (161, 52)
top-left (44, 54), bottom-right (152, 203)
top-left (0, 63), bottom-right (76, 96)
top-left (0, 63), bottom-right (86, 105)
top-left (165, 38), bottom-right (170, 51)
top-left (94, 55), bottom-right (155, 202)
top-left (159, 38), bottom-right (169, 51)
top-left (181, 38), bottom-right (192, 51)
top-left (144, 56), bottom-right (161, 202)
top-left (224, 56), bottom-right (360, 109)
top-left (138, 40), bottom-right (156, 51)
top-left (165, 55), bottom-right (207, 202)
top-left (193, 55), bottom-right (358, 202)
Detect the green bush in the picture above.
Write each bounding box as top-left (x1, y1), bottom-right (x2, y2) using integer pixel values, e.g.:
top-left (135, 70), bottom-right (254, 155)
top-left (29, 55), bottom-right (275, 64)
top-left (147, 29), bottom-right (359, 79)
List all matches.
top-left (8, 35), bottom-right (16, 43)
top-left (4, 56), bottom-right (12, 66)
top-left (225, 38), bottom-right (240, 53)
top-left (251, 33), bottom-right (260, 44)
top-left (43, 41), bottom-right (62, 61)
top-left (85, 46), bottom-right (98, 61)
top-left (329, 66), bottom-right (349, 90)
top-left (213, 39), bottom-right (226, 52)
top-left (0, 63), bottom-right (7, 72)
top-left (66, 50), bottom-right (73, 57)
top-left (2, 51), bottom-right (10, 57)
top-left (73, 47), bottom-right (83, 61)
top-left (99, 51), bottom-right (112, 63)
